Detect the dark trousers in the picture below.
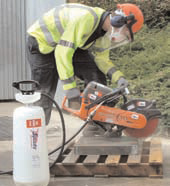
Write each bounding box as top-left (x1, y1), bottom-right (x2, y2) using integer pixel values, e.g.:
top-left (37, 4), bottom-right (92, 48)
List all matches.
top-left (26, 35), bottom-right (106, 124)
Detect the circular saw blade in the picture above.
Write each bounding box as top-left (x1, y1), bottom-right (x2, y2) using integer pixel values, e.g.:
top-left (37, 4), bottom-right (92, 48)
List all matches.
top-left (123, 118), bottom-right (160, 138)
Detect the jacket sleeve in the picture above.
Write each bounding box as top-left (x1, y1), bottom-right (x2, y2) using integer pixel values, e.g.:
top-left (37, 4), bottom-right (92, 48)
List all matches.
top-left (92, 39), bottom-right (124, 83)
top-left (54, 15), bottom-right (95, 91)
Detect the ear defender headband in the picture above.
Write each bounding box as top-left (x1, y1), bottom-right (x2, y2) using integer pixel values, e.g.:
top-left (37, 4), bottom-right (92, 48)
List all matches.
top-left (110, 14), bottom-right (137, 41)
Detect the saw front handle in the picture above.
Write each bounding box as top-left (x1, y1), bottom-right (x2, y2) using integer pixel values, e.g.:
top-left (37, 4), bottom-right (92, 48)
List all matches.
top-left (85, 85), bottom-right (128, 110)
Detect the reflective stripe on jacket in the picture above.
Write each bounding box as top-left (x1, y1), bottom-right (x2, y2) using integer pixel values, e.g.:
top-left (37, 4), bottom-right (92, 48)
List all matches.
top-left (27, 3), bottom-right (123, 90)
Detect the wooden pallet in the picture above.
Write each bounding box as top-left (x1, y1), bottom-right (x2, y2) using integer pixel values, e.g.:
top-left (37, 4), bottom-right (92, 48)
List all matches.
top-left (50, 138), bottom-right (163, 178)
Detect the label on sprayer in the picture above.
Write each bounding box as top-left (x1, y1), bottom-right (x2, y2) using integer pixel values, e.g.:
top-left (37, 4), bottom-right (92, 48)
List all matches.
top-left (32, 154), bottom-right (40, 168)
top-left (30, 129), bottom-right (39, 150)
top-left (26, 119), bottom-right (42, 168)
top-left (26, 118), bottom-right (42, 128)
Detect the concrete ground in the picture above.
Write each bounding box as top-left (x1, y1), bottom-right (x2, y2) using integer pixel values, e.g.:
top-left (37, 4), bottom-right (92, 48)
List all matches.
top-left (0, 101), bottom-right (170, 186)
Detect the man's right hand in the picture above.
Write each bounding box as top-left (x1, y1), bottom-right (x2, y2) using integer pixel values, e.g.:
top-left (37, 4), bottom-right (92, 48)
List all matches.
top-left (65, 88), bottom-right (81, 110)
top-left (68, 96), bottom-right (81, 110)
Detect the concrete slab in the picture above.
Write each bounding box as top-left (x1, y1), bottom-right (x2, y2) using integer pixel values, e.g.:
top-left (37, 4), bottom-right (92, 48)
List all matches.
top-left (74, 136), bottom-right (139, 155)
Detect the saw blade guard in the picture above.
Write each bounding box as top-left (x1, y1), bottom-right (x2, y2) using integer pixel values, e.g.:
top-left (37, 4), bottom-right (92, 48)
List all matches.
top-left (122, 99), bottom-right (161, 138)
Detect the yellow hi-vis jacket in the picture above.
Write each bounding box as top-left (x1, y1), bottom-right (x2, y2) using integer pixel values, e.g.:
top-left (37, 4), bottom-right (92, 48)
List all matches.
top-left (27, 3), bottom-right (124, 90)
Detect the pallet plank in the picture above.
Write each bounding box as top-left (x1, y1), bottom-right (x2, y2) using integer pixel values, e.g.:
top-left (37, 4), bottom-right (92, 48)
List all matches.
top-left (149, 165), bottom-right (163, 178)
top-left (51, 164), bottom-right (93, 176)
top-left (83, 155), bottom-right (100, 165)
top-left (105, 155), bottom-right (120, 166)
top-left (127, 154), bottom-right (141, 165)
top-left (149, 138), bottom-right (162, 165)
top-left (62, 150), bottom-right (79, 165)
top-left (119, 164), bottom-right (149, 177)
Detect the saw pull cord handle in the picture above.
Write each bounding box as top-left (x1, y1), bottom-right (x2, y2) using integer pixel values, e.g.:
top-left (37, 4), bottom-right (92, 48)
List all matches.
top-left (122, 87), bottom-right (130, 104)
top-left (125, 87), bottom-right (130, 95)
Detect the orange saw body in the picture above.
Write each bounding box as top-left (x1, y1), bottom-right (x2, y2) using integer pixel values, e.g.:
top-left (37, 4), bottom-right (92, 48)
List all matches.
top-left (62, 81), bottom-right (161, 138)
top-left (62, 97), bottom-right (147, 129)
top-left (89, 106), bottom-right (147, 129)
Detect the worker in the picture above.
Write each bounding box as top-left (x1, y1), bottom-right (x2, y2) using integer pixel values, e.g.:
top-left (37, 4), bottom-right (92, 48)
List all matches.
top-left (26, 3), bottom-right (144, 124)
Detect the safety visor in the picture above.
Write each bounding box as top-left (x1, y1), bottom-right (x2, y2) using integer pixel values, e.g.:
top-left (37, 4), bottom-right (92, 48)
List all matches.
top-left (97, 27), bottom-right (131, 52)
top-left (110, 25), bottom-right (132, 43)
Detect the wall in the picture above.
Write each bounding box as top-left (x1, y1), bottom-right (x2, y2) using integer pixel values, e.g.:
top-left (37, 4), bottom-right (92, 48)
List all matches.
top-left (0, 0), bottom-right (65, 100)
top-left (26, 0), bottom-right (66, 28)
top-left (0, 0), bottom-right (26, 100)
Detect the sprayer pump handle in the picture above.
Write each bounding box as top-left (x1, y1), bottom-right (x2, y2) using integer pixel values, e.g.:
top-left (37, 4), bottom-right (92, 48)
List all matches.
top-left (12, 80), bottom-right (41, 95)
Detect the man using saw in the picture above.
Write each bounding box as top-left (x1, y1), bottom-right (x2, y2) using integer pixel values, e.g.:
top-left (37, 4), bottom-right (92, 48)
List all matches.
top-left (26, 3), bottom-right (144, 124)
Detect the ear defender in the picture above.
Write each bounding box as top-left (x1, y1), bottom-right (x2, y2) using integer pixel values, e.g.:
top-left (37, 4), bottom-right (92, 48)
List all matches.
top-left (110, 15), bottom-right (127, 28)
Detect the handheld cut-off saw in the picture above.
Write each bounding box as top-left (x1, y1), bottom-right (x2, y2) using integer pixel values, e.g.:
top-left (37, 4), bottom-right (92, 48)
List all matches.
top-left (62, 81), bottom-right (161, 138)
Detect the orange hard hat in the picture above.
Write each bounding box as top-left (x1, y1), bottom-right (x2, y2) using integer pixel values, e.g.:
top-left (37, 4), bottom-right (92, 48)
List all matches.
top-left (116, 3), bottom-right (144, 33)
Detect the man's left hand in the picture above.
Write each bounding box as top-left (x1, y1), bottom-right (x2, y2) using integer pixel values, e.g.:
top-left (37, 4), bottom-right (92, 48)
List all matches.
top-left (117, 77), bottom-right (129, 87)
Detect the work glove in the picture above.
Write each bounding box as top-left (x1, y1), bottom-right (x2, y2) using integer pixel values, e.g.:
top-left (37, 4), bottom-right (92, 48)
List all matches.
top-left (66, 88), bottom-right (81, 110)
top-left (117, 77), bottom-right (129, 87)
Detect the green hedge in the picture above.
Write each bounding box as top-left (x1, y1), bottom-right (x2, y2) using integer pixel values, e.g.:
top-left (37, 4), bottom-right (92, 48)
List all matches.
top-left (77, 0), bottom-right (170, 29)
